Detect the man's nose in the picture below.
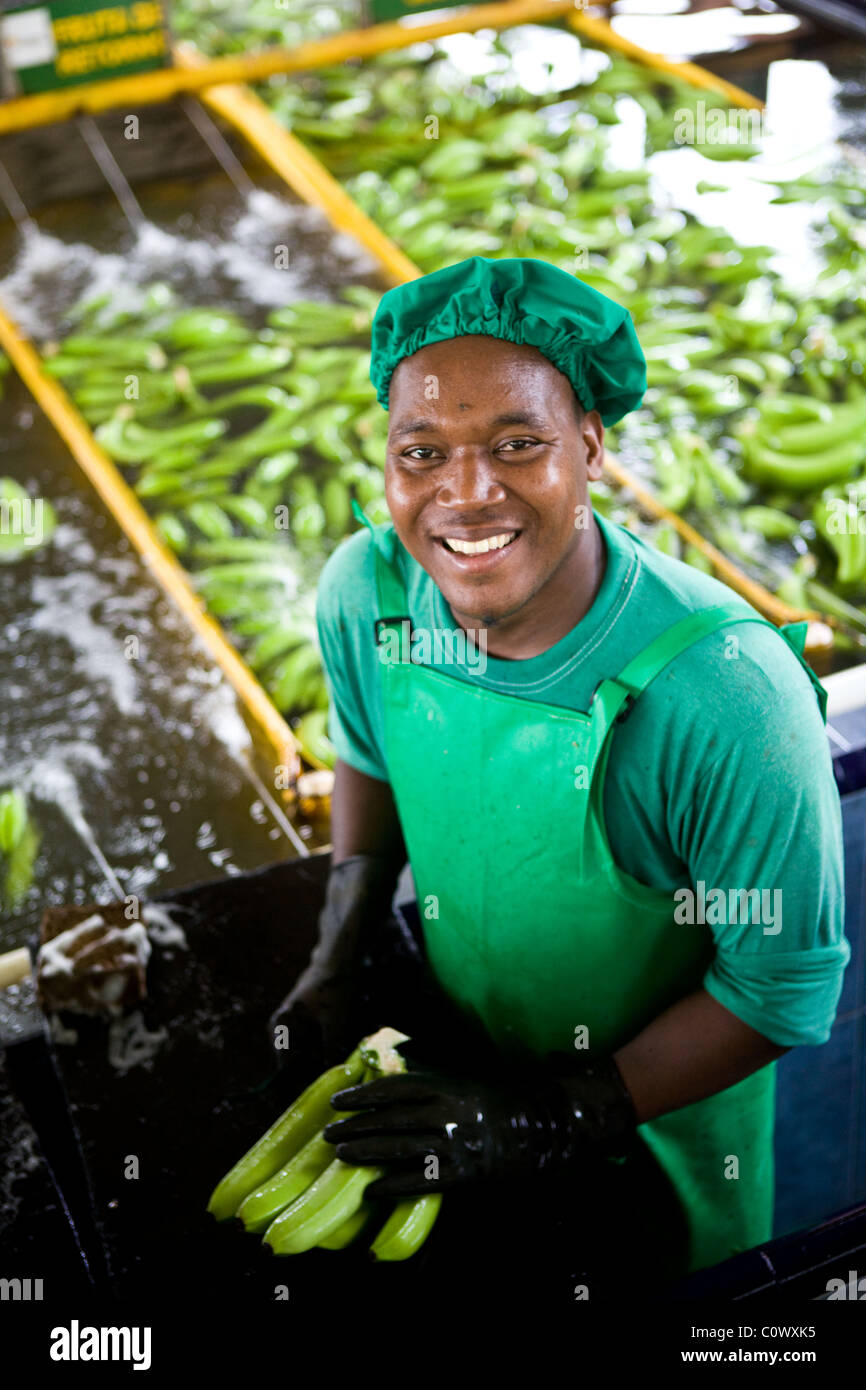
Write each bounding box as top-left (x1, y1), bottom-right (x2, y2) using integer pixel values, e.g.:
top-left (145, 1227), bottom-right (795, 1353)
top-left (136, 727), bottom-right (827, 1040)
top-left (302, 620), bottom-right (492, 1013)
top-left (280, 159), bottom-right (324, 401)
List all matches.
top-left (436, 449), bottom-right (507, 509)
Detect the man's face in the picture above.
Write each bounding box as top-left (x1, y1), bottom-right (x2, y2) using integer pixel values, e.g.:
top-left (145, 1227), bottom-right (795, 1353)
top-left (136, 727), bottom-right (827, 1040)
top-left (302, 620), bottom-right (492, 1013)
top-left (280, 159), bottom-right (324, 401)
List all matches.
top-left (384, 335), bottom-right (605, 631)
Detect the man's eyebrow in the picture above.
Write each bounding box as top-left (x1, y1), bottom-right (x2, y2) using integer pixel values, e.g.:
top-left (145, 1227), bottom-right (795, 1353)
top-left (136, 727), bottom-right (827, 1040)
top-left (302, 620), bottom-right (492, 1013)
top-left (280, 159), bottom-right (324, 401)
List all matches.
top-left (391, 410), bottom-right (550, 437)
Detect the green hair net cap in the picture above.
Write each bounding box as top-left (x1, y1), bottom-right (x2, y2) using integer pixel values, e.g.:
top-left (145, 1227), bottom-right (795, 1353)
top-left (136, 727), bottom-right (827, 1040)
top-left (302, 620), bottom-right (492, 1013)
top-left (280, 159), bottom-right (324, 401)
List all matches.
top-left (369, 256), bottom-right (647, 426)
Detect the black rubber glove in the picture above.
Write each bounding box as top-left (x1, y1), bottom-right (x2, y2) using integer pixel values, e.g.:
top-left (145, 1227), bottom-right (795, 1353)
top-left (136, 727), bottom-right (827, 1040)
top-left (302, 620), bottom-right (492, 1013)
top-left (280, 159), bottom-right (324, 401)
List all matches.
top-left (268, 854), bottom-right (395, 1067)
top-left (322, 1050), bottom-right (638, 1198)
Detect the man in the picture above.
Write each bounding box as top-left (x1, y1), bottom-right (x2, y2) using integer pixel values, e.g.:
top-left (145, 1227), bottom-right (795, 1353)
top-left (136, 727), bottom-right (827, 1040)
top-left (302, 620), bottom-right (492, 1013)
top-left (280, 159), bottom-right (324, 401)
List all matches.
top-left (274, 256), bottom-right (849, 1290)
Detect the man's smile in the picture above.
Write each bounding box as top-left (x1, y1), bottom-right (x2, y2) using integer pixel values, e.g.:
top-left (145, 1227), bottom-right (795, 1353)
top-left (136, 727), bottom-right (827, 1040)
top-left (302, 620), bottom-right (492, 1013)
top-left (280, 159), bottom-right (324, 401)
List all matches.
top-left (433, 527), bottom-right (523, 569)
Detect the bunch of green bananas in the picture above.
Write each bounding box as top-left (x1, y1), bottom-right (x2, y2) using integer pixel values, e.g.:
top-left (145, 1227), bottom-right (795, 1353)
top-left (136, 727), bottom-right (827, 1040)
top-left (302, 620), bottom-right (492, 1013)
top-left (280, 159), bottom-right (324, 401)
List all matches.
top-left (208, 1028), bottom-right (441, 1261)
top-left (647, 432), bottom-right (748, 514)
top-left (736, 396), bottom-right (866, 493)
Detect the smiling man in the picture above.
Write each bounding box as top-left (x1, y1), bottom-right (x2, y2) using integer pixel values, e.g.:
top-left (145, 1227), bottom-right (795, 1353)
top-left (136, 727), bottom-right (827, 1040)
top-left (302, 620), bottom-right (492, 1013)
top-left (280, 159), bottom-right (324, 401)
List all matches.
top-left (275, 256), bottom-right (849, 1289)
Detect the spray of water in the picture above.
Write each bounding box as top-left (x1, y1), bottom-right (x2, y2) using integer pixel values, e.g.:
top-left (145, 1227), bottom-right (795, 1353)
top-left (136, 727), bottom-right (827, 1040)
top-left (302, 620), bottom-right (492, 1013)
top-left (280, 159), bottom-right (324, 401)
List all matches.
top-left (197, 681), bottom-right (309, 857)
top-left (21, 753), bottom-right (126, 900)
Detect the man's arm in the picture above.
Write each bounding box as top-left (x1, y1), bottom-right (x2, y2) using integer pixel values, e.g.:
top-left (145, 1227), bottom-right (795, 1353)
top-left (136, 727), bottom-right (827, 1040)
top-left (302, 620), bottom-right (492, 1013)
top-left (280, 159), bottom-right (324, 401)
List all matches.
top-left (613, 987), bottom-right (789, 1125)
top-left (330, 759), bottom-right (406, 872)
top-left (268, 761), bottom-right (406, 1058)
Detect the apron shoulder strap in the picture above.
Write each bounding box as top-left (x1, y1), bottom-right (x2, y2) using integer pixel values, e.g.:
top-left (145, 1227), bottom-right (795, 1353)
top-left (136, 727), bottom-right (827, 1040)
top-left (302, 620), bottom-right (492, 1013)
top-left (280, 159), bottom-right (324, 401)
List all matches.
top-left (778, 620), bottom-right (829, 724)
top-left (602, 601), bottom-right (828, 725)
top-left (352, 500), bottom-right (409, 635)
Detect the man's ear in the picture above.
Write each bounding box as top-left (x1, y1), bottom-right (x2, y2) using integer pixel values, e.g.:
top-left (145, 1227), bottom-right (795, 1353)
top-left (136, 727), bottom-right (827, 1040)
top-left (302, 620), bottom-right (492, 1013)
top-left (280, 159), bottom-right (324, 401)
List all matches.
top-left (582, 410), bottom-right (605, 482)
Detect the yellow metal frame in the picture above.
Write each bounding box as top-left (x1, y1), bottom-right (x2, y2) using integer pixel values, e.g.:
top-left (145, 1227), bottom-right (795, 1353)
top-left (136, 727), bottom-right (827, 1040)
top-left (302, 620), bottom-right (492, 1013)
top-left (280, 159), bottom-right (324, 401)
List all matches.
top-left (0, 305), bottom-right (301, 775)
top-left (569, 10), bottom-right (763, 109)
top-left (0, 0), bottom-right (828, 684)
top-left (0, 0), bottom-right (764, 136)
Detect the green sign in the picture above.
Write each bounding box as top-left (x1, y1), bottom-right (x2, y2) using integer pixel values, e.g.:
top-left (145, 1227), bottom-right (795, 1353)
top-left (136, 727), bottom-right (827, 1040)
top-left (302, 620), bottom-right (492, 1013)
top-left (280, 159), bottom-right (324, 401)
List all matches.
top-left (370, 0), bottom-right (470, 23)
top-left (0, 0), bottom-right (169, 94)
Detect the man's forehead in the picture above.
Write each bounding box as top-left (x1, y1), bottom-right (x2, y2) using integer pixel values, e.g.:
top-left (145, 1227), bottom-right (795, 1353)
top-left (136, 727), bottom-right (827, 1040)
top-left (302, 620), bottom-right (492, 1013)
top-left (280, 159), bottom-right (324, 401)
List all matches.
top-left (389, 408), bottom-right (555, 437)
top-left (389, 340), bottom-right (569, 411)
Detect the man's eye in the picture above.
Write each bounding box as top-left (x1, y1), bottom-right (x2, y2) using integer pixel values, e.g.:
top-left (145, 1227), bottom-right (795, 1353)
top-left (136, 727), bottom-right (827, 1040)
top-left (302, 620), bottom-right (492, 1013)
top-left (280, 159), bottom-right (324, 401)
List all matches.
top-left (498, 437), bottom-right (541, 451)
top-left (402, 448), bottom-right (439, 461)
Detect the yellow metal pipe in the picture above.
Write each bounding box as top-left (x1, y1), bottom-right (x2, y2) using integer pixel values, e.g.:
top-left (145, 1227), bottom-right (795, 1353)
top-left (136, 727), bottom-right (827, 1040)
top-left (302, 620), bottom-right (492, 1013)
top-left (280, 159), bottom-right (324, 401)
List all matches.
top-left (568, 10), bottom-right (764, 110)
top-left (0, 301), bottom-right (300, 776)
top-left (182, 67), bottom-right (419, 288)
top-left (0, 0), bottom-right (576, 135)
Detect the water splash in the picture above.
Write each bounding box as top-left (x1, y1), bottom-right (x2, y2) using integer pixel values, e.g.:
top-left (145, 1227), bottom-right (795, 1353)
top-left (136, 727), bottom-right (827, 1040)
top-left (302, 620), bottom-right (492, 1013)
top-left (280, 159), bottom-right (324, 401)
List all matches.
top-left (19, 752), bottom-right (125, 900)
top-left (196, 678), bottom-right (309, 857)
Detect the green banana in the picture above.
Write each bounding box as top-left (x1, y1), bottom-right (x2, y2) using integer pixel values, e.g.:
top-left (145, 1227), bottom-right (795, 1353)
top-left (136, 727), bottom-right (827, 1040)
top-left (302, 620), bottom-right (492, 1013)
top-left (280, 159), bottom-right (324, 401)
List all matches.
top-left (293, 709), bottom-right (336, 769)
top-left (160, 308), bottom-right (253, 350)
top-left (216, 495), bottom-right (270, 532)
top-left (270, 644), bottom-right (324, 711)
top-left (237, 1128), bottom-right (347, 1235)
top-left (154, 513), bottom-right (189, 553)
top-left (49, 335), bottom-right (167, 368)
top-left (813, 493), bottom-right (866, 584)
top-left (740, 433), bottom-right (865, 491)
top-left (95, 414), bottom-right (226, 464)
top-left (317, 1201), bottom-right (376, 1250)
top-left (247, 451), bottom-right (301, 489)
top-left (246, 625), bottom-right (312, 674)
top-left (758, 400), bottom-right (866, 456)
top-left (757, 394), bottom-right (832, 427)
top-left (264, 1158), bottom-right (380, 1255)
top-left (0, 478), bottom-right (57, 562)
top-left (3, 819), bottom-right (39, 911)
top-left (369, 1194), bottom-right (443, 1262)
top-left (739, 506), bottom-right (800, 540)
top-left (185, 502), bottom-right (234, 541)
top-left (183, 345), bottom-right (291, 385)
top-left (0, 789), bottom-right (28, 853)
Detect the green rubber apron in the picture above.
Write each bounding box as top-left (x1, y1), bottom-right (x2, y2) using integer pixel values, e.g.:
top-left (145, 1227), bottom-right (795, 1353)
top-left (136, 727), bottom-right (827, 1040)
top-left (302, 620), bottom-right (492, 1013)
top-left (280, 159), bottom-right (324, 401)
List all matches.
top-left (361, 514), bottom-right (828, 1276)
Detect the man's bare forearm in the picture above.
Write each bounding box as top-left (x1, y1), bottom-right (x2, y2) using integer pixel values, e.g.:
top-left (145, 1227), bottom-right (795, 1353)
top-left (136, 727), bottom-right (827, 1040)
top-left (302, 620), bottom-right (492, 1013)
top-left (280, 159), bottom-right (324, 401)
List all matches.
top-left (330, 758), bottom-right (407, 872)
top-left (613, 987), bottom-right (790, 1125)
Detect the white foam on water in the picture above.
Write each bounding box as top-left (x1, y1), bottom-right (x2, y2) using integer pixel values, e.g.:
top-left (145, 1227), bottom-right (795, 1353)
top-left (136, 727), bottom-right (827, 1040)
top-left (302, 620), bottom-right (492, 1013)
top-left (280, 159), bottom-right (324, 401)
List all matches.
top-left (196, 681), bottom-right (252, 760)
top-left (0, 228), bottom-right (129, 337)
top-left (29, 572), bottom-right (141, 716)
top-left (107, 1010), bottom-right (168, 1072)
top-left (140, 902), bottom-right (188, 950)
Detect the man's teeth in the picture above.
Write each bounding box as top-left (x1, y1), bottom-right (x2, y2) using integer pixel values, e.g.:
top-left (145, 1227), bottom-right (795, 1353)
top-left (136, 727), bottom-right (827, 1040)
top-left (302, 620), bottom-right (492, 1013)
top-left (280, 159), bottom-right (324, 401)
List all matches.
top-left (443, 532), bottom-right (516, 555)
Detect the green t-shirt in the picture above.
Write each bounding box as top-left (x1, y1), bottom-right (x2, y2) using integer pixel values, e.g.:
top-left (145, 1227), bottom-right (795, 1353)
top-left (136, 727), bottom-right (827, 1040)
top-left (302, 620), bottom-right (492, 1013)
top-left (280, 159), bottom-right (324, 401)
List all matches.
top-left (316, 508), bottom-right (850, 1048)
